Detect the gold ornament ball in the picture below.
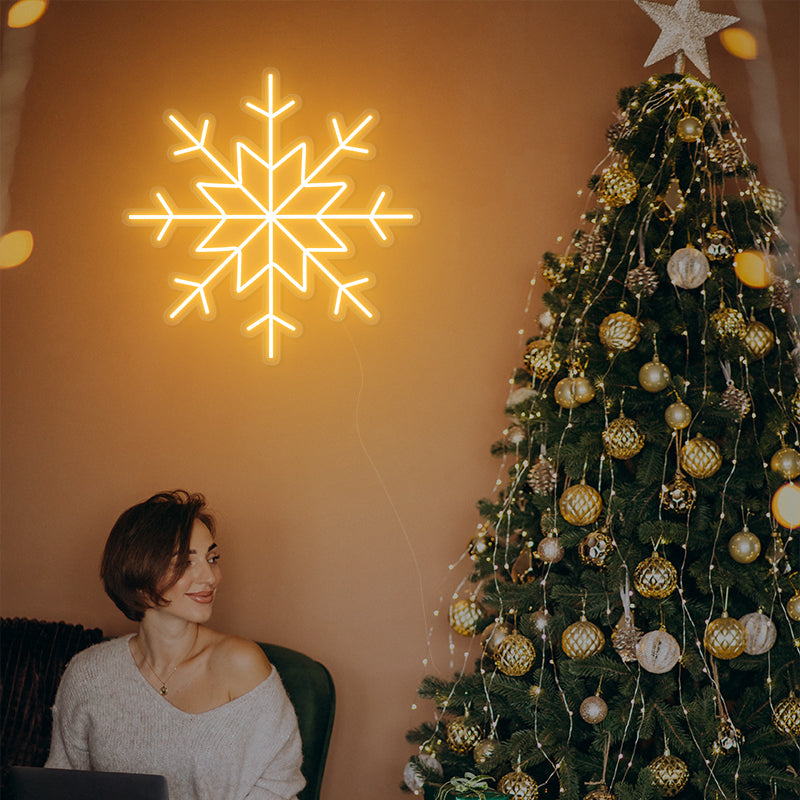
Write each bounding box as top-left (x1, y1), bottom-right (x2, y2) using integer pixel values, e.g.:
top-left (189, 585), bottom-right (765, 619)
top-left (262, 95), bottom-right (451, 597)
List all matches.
top-left (664, 401), bottom-right (692, 430)
top-left (571, 376), bottom-right (596, 404)
top-left (445, 715), bottom-right (482, 754)
top-left (449, 598), bottom-right (482, 637)
top-left (473, 737), bottom-right (499, 765)
top-left (733, 250), bottom-right (773, 288)
top-left (537, 534), bottom-right (565, 564)
top-left (554, 377), bottom-right (581, 409)
top-left (562, 616), bottom-right (605, 659)
top-left (584, 786), bottom-right (616, 800)
top-left (498, 769), bottom-right (539, 800)
top-left (786, 593), bottom-right (800, 622)
top-left (704, 612), bottom-right (747, 659)
top-left (710, 305), bottom-right (747, 345)
top-left (772, 482), bottom-right (800, 529)
top-left (481, 619), bottom-right (513, 655)
top-left (740, 611), bottom-right (777, 655)
top-left (633, 553), bottom-right (678, 599)
top-left (599, 312), bottom-right (641, 352)
top-left (524, 339), bottom-right (559, 380)
top-left (661, 473), bottom-right (696, 513)
top-left (636, 629), bottom-right (681, 673)
top-left (579, 530), bottom-right (616, 568)
top-left (559, 482), bottom-right (603, 526)
top-left (727, 528), bottom-right (761, 564)
top-left (677, 114), bottom-right (703, 142)
top-left (639, 358), bottom-right (671, 392)
top-left (703, 226), bottom-right (735, 262)
top-left (680, 435), bottom-right (722, 479)
top-left (596, 164), bottom-right (639, 208)
top-left (772, 693), bottom-right (800, 737)
top-left (667, 246), bottom-right (710, 289)
top-left (468, 529), bottom-right (496, 560)
top-left (494, 632), bottom-right (536, 676)
top-left (580, 694), bottom-right (608, 724)
top-left (648, 754), bottom-right (690, 797)
top-left (759, 186), bottom-right (788, 219)
top-left (603, 414), bottom-right (645, 459)
top-left (770, 447), bottom-right (800, 480)
top-left (744, 320), bottom-right (774, 360)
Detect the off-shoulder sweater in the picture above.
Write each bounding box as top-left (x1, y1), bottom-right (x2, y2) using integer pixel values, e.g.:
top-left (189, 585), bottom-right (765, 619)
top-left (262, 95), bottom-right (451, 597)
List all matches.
top-left (46, 635), bottom-right (305, 800)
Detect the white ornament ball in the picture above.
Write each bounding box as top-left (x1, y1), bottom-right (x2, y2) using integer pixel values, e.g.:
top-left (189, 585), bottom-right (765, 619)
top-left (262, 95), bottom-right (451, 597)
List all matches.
top-left (537, 534), bottom-right (565, 563)
top-left (667, 246), bottom-right (710, 289)
top-left (636, 629), bottom-right (681, 674)
top-left (740, 611), bottom-right (777, 655)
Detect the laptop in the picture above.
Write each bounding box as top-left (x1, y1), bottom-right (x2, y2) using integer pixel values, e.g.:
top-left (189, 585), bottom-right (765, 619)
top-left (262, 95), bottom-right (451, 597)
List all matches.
top-left (8, 766), bottom-right (169, 800)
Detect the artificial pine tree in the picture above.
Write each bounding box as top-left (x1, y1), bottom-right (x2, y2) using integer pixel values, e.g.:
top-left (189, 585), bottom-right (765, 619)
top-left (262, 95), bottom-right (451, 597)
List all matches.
top-left (404, 4), bottom-right (800, 800)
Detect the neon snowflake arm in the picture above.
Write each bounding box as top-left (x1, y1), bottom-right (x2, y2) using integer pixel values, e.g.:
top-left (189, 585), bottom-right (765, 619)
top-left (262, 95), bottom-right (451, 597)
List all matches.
top-left (125, 69), bottom-right (418, 364)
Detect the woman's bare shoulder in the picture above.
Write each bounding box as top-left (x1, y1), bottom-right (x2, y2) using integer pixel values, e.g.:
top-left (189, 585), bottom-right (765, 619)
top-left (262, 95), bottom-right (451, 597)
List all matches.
top-left (205, 631), bottom-right (272, 698)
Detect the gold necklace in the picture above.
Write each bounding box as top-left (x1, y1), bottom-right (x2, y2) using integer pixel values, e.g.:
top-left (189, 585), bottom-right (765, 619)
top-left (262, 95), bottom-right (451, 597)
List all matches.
top-left (135, 631), bottom-right (197, 696)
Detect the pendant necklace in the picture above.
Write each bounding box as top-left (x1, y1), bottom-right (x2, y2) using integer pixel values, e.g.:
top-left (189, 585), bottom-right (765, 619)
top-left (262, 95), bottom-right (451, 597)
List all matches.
top-left (136, 630), bottom-right (198, 696)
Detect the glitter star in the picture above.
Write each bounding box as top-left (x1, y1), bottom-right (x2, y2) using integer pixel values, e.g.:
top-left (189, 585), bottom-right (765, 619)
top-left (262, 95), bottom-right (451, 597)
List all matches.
top-left (635, 0), bottom-right (739, 78)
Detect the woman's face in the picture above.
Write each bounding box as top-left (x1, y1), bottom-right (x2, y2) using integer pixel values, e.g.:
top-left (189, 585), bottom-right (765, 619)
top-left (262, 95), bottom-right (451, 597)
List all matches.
top-left (155, 519), bottom-right (222, 623)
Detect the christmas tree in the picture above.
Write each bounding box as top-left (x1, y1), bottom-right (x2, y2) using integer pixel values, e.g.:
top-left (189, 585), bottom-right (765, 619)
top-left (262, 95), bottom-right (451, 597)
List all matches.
top-left (404, 4), bottom-right (800, 800)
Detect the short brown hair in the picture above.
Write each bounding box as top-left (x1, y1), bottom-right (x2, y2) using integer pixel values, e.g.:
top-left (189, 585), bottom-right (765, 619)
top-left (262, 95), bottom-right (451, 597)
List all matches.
top-left (100, 490), bottom-right (216, 621)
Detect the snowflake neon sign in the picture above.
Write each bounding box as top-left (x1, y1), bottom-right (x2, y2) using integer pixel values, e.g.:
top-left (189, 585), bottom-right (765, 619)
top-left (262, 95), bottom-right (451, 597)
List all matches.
top-left (126, 69), bottom-right (418, 363)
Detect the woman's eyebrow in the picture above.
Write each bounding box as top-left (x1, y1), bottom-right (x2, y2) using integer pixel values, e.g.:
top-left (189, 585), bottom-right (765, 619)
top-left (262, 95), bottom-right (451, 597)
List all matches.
top-left (188, 542), bottom-right (218, 555)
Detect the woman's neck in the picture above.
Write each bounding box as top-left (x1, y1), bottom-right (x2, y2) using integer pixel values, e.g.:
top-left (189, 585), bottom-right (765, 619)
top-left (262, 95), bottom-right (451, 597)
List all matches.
top-left (135, 617), bottom-right (201, 672)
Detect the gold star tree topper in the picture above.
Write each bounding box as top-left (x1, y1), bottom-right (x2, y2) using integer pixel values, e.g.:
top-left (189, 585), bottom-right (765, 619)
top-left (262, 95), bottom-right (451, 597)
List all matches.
top-left (635, 0), bottom-right (739, 78)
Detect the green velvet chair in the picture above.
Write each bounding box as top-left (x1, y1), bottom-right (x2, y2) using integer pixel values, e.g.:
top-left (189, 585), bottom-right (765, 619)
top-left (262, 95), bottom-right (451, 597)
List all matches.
top-left (258, 642), bottom-right (335, 800)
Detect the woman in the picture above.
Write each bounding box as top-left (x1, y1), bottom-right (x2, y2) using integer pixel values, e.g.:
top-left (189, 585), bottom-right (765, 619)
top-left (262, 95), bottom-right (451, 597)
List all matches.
top-left (46, 490), bottom-right (305, 800)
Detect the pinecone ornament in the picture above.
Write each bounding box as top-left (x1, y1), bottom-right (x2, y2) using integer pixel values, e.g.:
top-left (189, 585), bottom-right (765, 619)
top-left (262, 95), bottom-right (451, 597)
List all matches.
top-left (708, 135), bottom-right (743, 172)
top-left (625, 261), bottom-right (659, 296)
top-left (577, 229), bottom-right (607, 266)
top-left (719, 382), bottom-right (751, 420)
top-left (527, 454), bottom-right (557, 494)
top-left (612, 613), bottom-right (642, 662)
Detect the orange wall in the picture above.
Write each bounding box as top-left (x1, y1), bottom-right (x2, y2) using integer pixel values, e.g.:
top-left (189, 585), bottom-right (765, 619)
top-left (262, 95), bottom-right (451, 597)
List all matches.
top-left (2, 2), bottom-right (797, 799)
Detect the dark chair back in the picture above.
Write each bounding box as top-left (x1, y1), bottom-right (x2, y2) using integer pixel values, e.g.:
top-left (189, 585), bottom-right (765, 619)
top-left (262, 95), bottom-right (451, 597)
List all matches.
top-left (258, 643), bottom-right (335, 800)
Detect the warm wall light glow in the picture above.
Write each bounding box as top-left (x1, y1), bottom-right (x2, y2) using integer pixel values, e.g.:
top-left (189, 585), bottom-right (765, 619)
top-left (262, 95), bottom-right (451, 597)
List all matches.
top-left (720, 28), bottom-right (758, 60)
top-left (0, 230), bottom-right (34, 268)
top-left (772, 482), bottom-right (800, 529)
top-left (734, 250), bottom-right (773, 288)
top-left (127, 69), bottom-right (418, 364)
top-left (7, 0), bottom-right (48, 28)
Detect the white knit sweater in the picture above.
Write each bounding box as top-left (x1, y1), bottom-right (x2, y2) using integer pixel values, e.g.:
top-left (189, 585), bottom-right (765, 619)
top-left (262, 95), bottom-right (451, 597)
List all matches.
top-left (46, 635), bottom-right (305, 800)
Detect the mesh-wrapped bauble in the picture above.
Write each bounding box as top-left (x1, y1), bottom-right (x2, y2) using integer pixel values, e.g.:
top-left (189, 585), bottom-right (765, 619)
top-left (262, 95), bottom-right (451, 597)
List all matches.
top-left (559, 482), bottom-right (603, 526)
top-left (711, 718), bottom-right (744, 755)
top-left (449, 597), bottom-right (482, 636)
top-left (562, 616), bottom-right (605, 659)
top-left (494, 632), bottom-right (536, 676)
top-left (580, 695), bottom-right (608, 723)
top-left (667, 246), bottom-right (709, 289)
top-left (596, 164), bottom-right (638, 208)
top-left (740, 611), bottom-right (777, 655)
top-left (661, 472), bottom-right (696, 513)
top-left (612, 613), bottom-right (643, 662)
top-left (524, 338), bottom-right (560, 379)
top-left (744, 320), bottom-right (774, 360)
top-left (704, 611), bottom-right (747, 659)
top-left (703, 226), bottom-right (735, 262)
top-left (772, 693), bottom-right (800, 737)
top-left (759, 186), bottom-right (787, 219)
top-left (770, 277), bottom-right (791, 310)
top-left (719, 383), bottom-right (751, 420)
top-left (633, 553), bottom-right (677, 599)
top-left (680, 435), bottom-right (722, 479)
top-left (584, 785), bottom-right (616, 800)
top-left (788, 591), bottom-right (800, 622)
top-left (710, 304), bottom-right (747, 345)
top-left (528, 455), bottom-right (558, 494)
top-left (647, 754), bottom-right (689, 797)
top-left (446, 715), bottom-right (482, 753)
top-left (498, 769), bottom-right (539, 800)
top-left (625, 262), bottom-right (659, 297)
top-left (708, 136), bottom-right (743, 173)
top-left (636, 629), bottom-right (681, 673)
top-left (599, 312), bottom-right (641, 352)
top-left (579, 529), bottom-right (615, 568)
top-left (603, 414), bottom-right (645, 459)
